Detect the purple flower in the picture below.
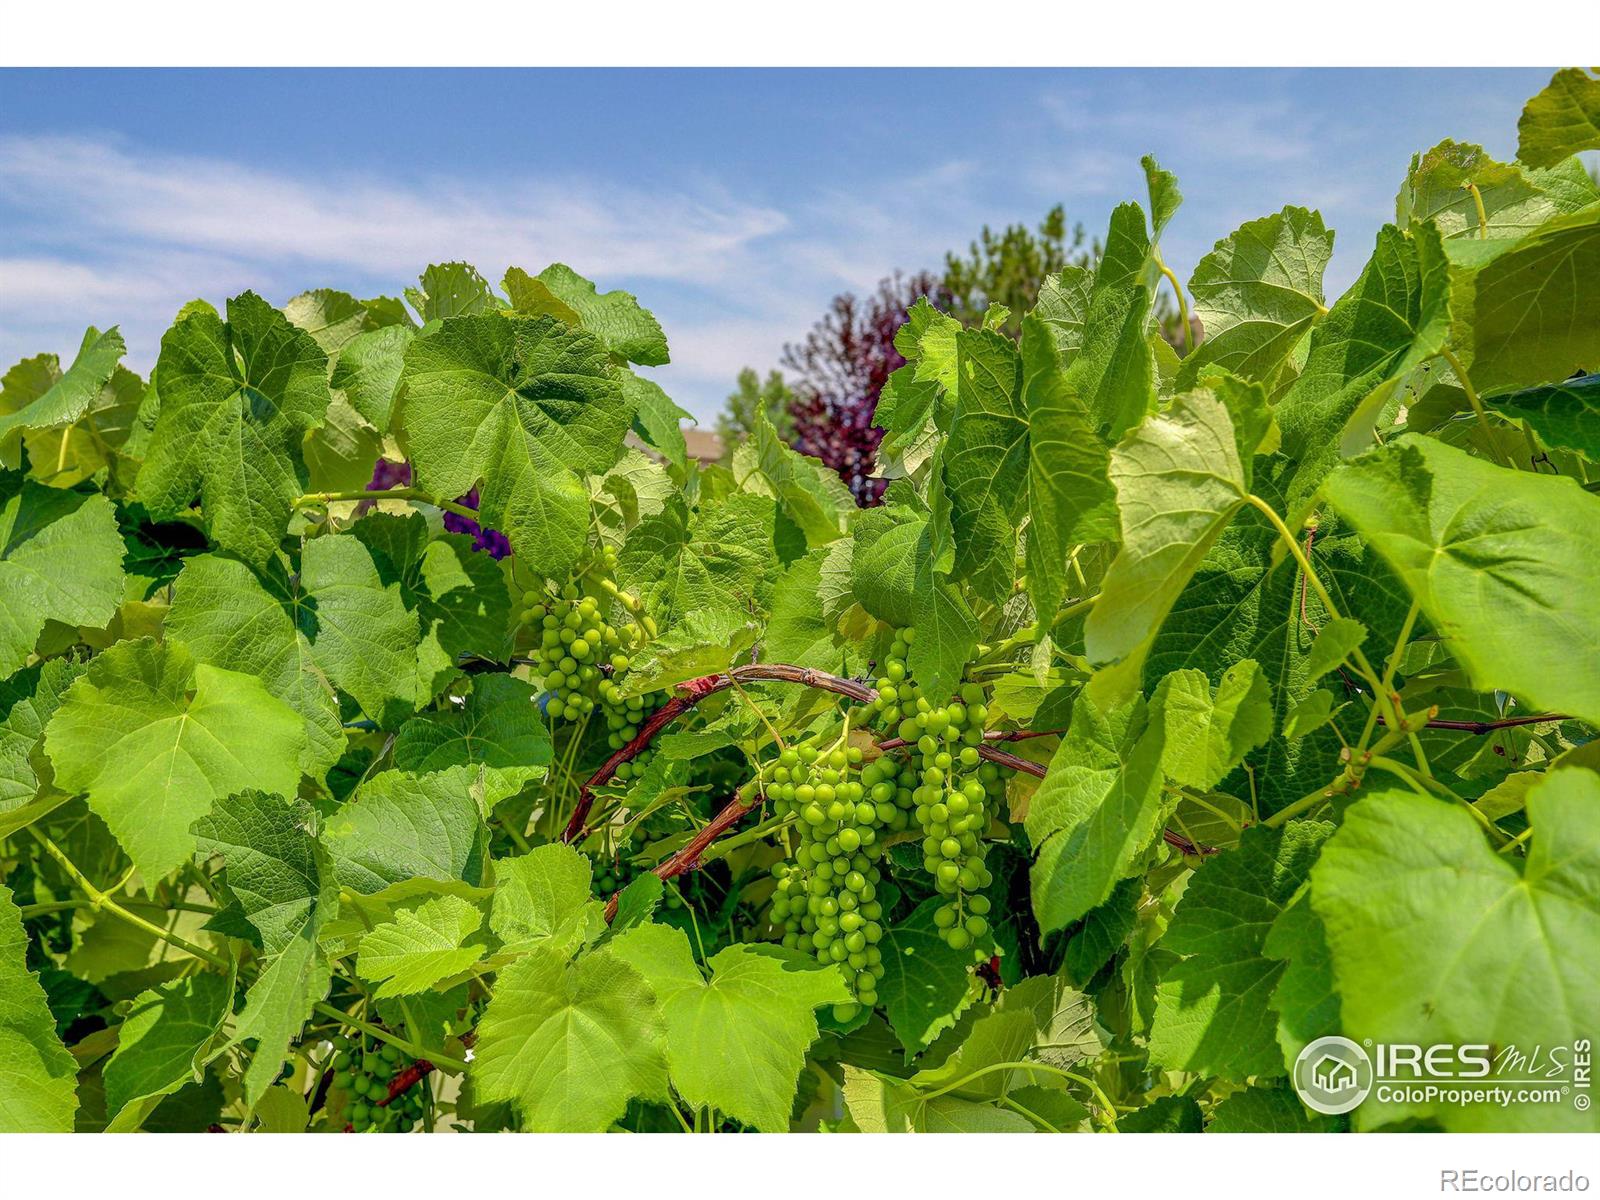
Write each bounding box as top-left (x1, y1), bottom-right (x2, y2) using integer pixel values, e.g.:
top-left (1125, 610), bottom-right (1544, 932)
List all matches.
top-left (365, 461), bottom-right (511, 559)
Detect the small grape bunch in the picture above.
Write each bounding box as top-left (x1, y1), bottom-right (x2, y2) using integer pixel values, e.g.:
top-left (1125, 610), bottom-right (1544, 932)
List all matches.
top-left (897, 682), bottom-right (999, 955)
top-left (865, 627), bottom-right (921, 731)
top-left (762, 734), bottom-right (890, 1020)
top-left (329, 1035), bottom-right (427, 1133)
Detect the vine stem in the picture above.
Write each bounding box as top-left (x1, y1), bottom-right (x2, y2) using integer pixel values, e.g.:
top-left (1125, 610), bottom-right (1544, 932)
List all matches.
top-left (30, 830), bottom-right (230, 969)
top-left (29, 832), bottom-right (470, 1076)
top-left (1441, 347), bottom-right (1516, 470)
top-left (293, 486), bottom-right (483, 524)
top-left (1242, 493), bottom-right (1408, 744)
top-left (912, 1059), bottom-right (1121, 1133)
top-left (1156, 258), bottom-right (1192, 356)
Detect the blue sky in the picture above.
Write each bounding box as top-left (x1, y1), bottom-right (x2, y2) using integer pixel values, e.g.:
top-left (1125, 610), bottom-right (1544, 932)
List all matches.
top-left (0, 68), bottom-right (1558, 422)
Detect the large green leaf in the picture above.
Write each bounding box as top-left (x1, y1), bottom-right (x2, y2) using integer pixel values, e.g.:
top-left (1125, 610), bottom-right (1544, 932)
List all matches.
top-left (0, 883), bottom-right (77, 1131)
top-left (103, 972), bottom-right (231, 1131)
top-left (0, 326), bottom-right (125, 459)
top-left (1176, 207), bottom-right (1333, 395)
top-left (1449, 204), bottom-right (1600, 394)
top-left (1489, 374), bottom-right (1600, 459)
top-left (1148, 821), bottom-right (1331, 1081)
top-left (351, 512), bottom-right (513, 700)
top-left (329, 325), bottom-right (412, 431)
top-left (0, 472), bottom-right (124, 676)
top-left (1146, 462), bottom-right (1412, 814)
top-left (46, 639), bottom-right (305, 881)
top-left (841, 1065), bottom-right (1034, 1133)
top-left (392, 674), bottom-right (550, 798)
top-left (615, 492), bottom-right (776, 629)
top-left (1517, 68), bottom-right (1600, 168)
top-left (322, 767), bottom-right (488, 895)
top-left (1323, 435), bottom-right (1600, 725)
top-left (396, 314), bottom-right (631, 577)
top-left (944, 327), bottom-right (1027, 605)
top-left (166, 553), bottom-right (343, 780)
top-left (610, 923), bottom-right (849, 1132)
top-left (1277, 223), bottom-right (1451, 519)
top-left (877, 898), bottom-right (980, 1056)
top-left (1023, 311), bottom-right (1116, 623)
top-left (530, 264), bottom-right (670, 367)
top-left (489, 843), bottom-right (604, 956)
top-left (197, 792), bottom-right (336, 1106)
top-left (1398, 140), bottom-right (1596, 242)
top-left (1311, 774), bottom-right (1600, 1131)
top-left (735, 411), bottom-right (850, 547)
top-left (1084, 389), bottom-right (1254, 666)
top-left (0, 658), bottom-right (84, 812)
top-left (470, 944), bottom-right (667, 1131)
top-left (299, 532), bottom-right (421, 723)
top-left (1027, 692), bottom-right (1169, 934)
top-left (137, 292), bottom-right (331, 565)
top-left (1153, 661), bottom-right (1273, 791)
top-left (356, 894), bottom-right (486, 998)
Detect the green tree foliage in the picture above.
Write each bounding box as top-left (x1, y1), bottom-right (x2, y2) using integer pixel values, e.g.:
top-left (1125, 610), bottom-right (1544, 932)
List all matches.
top-left (715, 367), bottom-right (795, 453)
top-left (0, 72), bottom-right (1596, 1135)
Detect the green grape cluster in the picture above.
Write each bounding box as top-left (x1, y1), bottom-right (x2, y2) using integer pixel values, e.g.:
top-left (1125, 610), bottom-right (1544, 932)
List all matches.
top-left (517, 555), bottom-right (663, 779)
top-left (869, 629), bottom-right (1001, 955)
top-left (328, 1034), bottom-right (425, 1133)
top-left (762, 736), bottom-right (895, 1019)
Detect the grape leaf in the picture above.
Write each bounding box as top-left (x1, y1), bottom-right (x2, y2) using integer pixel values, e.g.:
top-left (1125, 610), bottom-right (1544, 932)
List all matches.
top-left (1085, 389), bottom-right (1255, 666)
top-left (166, 553), bottom-right (344, 781)
top-left (610, 924), bottom-right (849, 1132)
top-left (616, 492), bottom-right (776, 631)
top-left (1311, 774), bottom-right (1600, 1131)
top-left (1148, 820), bottom-right (1332, 1080)
top-left (1263, 888), bottom-right (1340, 1069)
top-left (1022, 310), bottom-right (1117, 624)
top-left (191, 791), bottom-right (336, 1105)
top-left (1177, 207), bottom-right (1333, 395)
top-left (299, 532), bottom-right (420, 723)
top-left (621, 369), bottom-right (689, 467)
top-left (1152, 661), bottom-right (1273, 792)
top-left (840, 1065), bottom-right (1034, 1133)
top-left (0, 472), bottom-right (125, 676)
top-left (531, 264), bottom-right (670, 367)
top-left (397, 314), bottom-right (631, 577)
top-left (944, 327), bottom-right (1026, 605)
top-left (1276, 223), bottom-right (1450, 519)
top-left (1208, 1085), bottom-right (1343, 1133)
top-left (1323, 435), bottom-right (1600, 726)
top-left (1517, 68), bottom-right (1600, 168)
top-left (330, 325), bottom-right (412, 431)
top-left (0, 326), bottom-right (125, 459)
top-left (392, 674), bottom-right (549, 798)
top-left (489, 843), bottom-right (604, 956)
top-left (1027, 691), bottom-right (1169, 934)
top-left (356, 894), bottom-right (486, 998)
top-left (350, 513), bottom-right (513, 701)
top-left (470, 944), bottom-right (667, 1131)
top-left (0, 882), bottom-right (77, 1131)
top-left (0, 659), bottom-right (83, 811)
top-left (736, 410), bottom-right (851, 547)
top-left (1398, 140), bottom-right (1594, 242)
top-left (322, 767), bottom-right (489, 895)
top-left (406, 262), bottom-right (500, 320)
top-left (877, 898), bottom-right (979, 1057)
top-left (137, 292), bottom-right (331, 565)
top-left (46, 639), bottom-right (305, 882)
top-left (103, 971), bottom-right (231, 1131)
top-left (1448, 204), bottom-right (1600, 394)
top-left (1489, 374), bottom-right (1600, 460)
